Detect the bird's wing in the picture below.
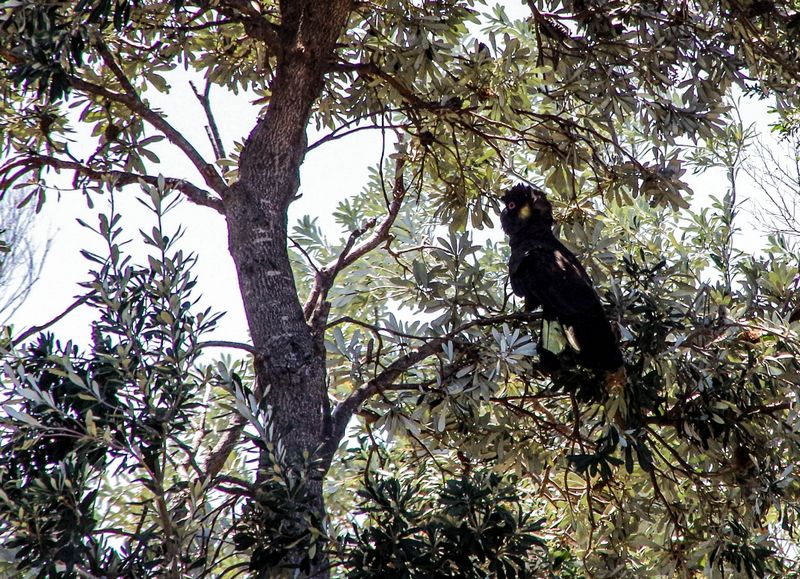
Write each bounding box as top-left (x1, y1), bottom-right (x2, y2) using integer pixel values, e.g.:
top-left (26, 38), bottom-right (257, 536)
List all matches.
top-left (509, 240), bottom-right (605, 320)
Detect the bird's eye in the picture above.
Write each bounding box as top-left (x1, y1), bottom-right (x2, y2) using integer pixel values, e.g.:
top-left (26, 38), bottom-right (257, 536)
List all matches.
top-left (507, 201), bottom-right (516, 210)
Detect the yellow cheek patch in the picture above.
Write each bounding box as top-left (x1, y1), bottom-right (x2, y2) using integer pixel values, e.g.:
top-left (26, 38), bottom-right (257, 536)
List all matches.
top-left (519, 204), bottom-right (531, 220)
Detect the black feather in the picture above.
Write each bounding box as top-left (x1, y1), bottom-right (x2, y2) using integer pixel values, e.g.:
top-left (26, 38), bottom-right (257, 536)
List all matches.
top-left (500, 184), bottom-right (623, 373)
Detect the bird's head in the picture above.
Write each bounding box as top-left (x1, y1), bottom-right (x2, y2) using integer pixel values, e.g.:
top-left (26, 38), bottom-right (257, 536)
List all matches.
top-left (500, 183), bottom-right (553, 236)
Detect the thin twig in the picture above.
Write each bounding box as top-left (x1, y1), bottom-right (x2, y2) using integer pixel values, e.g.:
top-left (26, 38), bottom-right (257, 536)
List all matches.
top-left (289, 236), bottom-right (322, 275)
top-left (190, 79), bottom-right (227, 159)
top-left (12, 294), bottom-right (92, 347)
top-left (307, 116), bottom-right (408, 152)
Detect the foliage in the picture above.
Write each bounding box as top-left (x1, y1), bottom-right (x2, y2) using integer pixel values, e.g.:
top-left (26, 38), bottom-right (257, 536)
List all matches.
top-left (318, 167), bottom-right (800, 578)
top-left (344, 468), bottom-right (551, 579)
top-left (2, 0), bottom-right (799, 210)
top-left (2, 0), bottom-right (800, 577)
top-left (0, 186), bottom-right (244, 577)
top-left (232, 443), bottom-right (330, 576)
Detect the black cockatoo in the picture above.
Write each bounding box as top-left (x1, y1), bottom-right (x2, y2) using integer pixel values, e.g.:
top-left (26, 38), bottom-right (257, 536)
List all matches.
top-left (500, 184), bottom-right (624, 377)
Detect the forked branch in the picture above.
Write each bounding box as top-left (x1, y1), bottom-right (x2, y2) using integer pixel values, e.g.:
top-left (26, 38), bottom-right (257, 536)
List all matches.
top-left (325, 311), bottom-right (542, 457)
top-left (304, 156), bottom-right (407, 331)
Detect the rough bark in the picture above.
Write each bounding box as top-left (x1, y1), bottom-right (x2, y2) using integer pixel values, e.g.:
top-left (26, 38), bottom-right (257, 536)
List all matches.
top-left (221, 2), bottom-right (353, 576)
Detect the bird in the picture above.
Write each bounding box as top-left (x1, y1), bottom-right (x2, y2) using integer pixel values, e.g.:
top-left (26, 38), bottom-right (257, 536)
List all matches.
top-left (499, 183), bottom-right (624, 385)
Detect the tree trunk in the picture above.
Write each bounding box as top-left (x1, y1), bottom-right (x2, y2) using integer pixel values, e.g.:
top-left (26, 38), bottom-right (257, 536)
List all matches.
top-left (221, 2), bottom-right (352, 576)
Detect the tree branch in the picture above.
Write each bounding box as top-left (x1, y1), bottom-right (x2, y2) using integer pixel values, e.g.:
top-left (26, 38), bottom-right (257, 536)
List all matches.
top-left (201, 413), bottom-right (247, 484)
top-left (190, 79), bottom-right (227, 160)
top-left (95, 39), bottom-right (138, 98)
top-left (304, 99), bottom-right (410, 154)
top-left (329, 61), bottom-right (428, 108)
top-left (66, 75), bottom-right (229, 197)
top-left (304, 156), bottom-right (407, 330)
top-left (327, 315), bottom-right (434, 342)
top-left (325, 311), bottom-right (542, 456)
top-left (495, 397), bottom-right (578, 440)
top-left (0, 154), bottom-right (224, 213)
top-left (196, 340), bottom-right (258, 356)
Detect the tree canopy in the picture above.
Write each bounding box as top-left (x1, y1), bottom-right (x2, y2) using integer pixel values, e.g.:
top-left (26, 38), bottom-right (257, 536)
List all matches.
top-left (1, 1), bottom-right (800, 577)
